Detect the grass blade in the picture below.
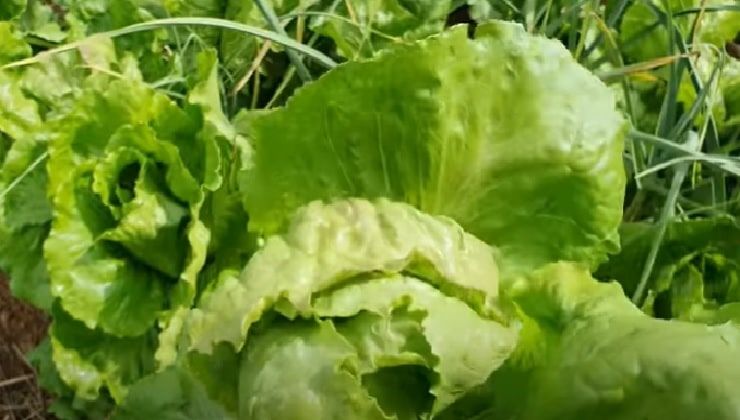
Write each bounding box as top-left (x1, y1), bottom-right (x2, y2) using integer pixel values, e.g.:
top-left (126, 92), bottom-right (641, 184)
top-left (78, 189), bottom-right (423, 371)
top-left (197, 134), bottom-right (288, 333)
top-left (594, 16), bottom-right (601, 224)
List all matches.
top-left (630, 131), bottom-right (740, 171)
top-left (631, 132), bottom-right (698, 305)
top-left (544, 0), bottom-right (591, 36)
top-left (675, 4), bottom-right (740, 16)
top-left (0, 152), bottom-right (49, 201)
top-left (667, 53), bottom-right (723, 140)
top-left (2, 17), bottom-right (338, 71)
top-left (595, 52), bottom-right (693, 81)
top-left (253, 0), bottom-right (312, 83)
top-left (581, 0), bottom-right (630, 60)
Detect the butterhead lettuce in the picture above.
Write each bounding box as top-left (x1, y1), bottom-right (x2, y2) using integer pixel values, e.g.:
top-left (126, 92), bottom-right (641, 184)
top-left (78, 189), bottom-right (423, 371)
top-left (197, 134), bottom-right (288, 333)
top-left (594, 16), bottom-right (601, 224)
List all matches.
top-left (156, 198), bottom-right (518, 419)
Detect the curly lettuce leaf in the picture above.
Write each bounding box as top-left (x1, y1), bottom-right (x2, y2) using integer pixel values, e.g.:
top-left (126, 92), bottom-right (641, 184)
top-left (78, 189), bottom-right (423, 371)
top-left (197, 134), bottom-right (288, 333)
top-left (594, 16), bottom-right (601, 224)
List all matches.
top-left (49, 305), bottom-right (157, 403)
top-left (237, 319), bottom-right (391, 420)
top-left (238, 20), bottom-right (626, 278)
top-left (0, 39), bottom-right (127, 311)
top-left (162, 199), bottom-right (516, 418)
top-left (171, 198), bottom-right (504, 353)
top-left (0, 66), bottom-right (52, 310)
top-left (43, 72), bottom-right (213, 336)
top-left (28, 339), bottom-right (115, 420)
top-left (0, 77), bottom-right (52, 309)
top-left (36, 46), bottom-right (241, 337)
top-left (311, 275), bottom-right (515, 414)
top-left (14, 0), bottom-right (151, 44)
top-left (0, 71), bottom-right (41, 148)
top-left (26, 47), bottom-right (254, 410)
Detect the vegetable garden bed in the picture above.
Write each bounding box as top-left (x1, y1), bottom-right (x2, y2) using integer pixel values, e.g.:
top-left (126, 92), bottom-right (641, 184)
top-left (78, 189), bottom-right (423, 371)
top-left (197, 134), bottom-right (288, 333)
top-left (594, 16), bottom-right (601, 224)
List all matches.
top-left (1, 1), bottom-right (739, 419)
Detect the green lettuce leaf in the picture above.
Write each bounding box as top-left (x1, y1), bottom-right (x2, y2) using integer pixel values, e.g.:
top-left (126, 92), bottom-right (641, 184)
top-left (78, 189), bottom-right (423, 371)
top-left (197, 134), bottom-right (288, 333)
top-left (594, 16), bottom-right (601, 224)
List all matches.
top-left (37, 47), bottom-right (237, 338)
top-left (596, 216), bottom-right (740, 324)
top-left (49, 305), bottom-right (157, 403)
top-left (28, 339), bottom-right (115, 420)
top-left (163, 198), bottom-right (516, 418)
top-left (43, 71), bottom-right (212, 336)
top-left (0, 68), bottom-right (53, 310)
top-left (238, 20), bottom-right (626, 278)
top-left (311, 274), bottom-right (515, 414)
top-left (442, 262), bottom-right (740, 419)
top-left (32, 47), bottom-right (254, 409)
top-left (0, 22), bottom-right (31, 65)
top-left (16, 0), bottom-right (158, 43)
top-left (514, 263), bottom-right (740, 420)
top-left (0, 39), bottom-right (143, 312)
top-left (0, 223), bottom-right (52, 309)
top-left (0, 0), bottom-right (25, 20)
top-left (310, 0), bottom-right (454, 58)
top-left (0, 71), bottom-right (41, 149)
top-left (171, 198), bottom-right (505, 353)
top-left (111, 366), bottom-right (234, 420)
top-left (237, 319), bottom-right (391, 419)
top-left (18, 1), bottom-right (71, 43)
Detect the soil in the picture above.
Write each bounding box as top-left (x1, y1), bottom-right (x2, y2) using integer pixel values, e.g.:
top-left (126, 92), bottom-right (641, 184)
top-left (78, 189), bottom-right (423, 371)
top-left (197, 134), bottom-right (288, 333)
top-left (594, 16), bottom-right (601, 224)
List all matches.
top-left (0, 273), bottom-right (52, 420)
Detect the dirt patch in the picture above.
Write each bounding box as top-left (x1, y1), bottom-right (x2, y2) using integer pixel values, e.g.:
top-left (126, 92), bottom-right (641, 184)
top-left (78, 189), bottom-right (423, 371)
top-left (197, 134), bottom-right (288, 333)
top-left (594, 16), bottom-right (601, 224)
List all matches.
top-left (0, 273), bottom-right (51, 420)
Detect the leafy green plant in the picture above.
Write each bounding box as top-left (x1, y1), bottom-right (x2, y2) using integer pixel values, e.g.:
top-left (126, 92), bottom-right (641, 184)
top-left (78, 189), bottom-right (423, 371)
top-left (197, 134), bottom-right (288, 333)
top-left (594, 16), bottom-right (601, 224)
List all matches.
top-left (1, 1), bottom-right (739, 419)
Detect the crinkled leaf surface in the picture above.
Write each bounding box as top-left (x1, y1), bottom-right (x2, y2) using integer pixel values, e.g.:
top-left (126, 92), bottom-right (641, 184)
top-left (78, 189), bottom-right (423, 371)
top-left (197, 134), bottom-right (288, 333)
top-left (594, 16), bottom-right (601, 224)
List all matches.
top-left (313, 275), bottom-right (517, 413)
top-left (50, 305), bottom-right (157, 403)
top-left (43, 63), bottom-right (218, 336)
top-left (0, 40), bottom-right (131, 312)
top-left (28, 339), bottom-right (115, 420)
top-left (237, 320), bottom-right (390, 420)
top-left (172, 198), bottom-right (504, 354)
top-left (32, 48), bottom-right (254, 409)
top-left (239, 21), bottom-right (626, 278)
top-left (164, 199), bottom-right (515, 418)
